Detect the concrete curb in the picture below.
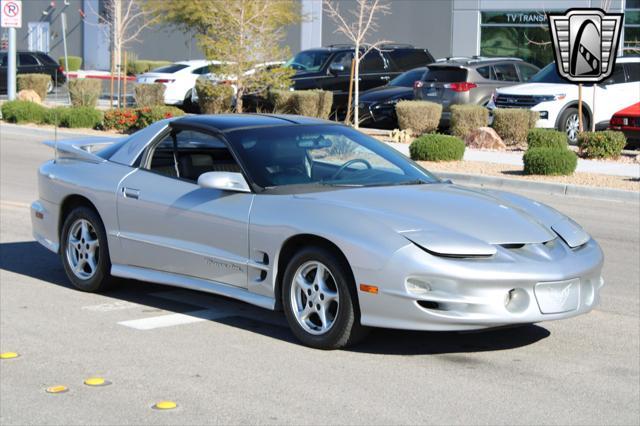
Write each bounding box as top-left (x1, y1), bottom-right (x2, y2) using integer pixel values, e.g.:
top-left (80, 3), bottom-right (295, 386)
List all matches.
top-left (438, 171), bottom-right (639, 203)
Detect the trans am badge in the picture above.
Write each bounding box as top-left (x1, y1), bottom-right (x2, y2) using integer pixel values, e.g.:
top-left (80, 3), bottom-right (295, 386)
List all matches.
top-left (548, 8), bottom-right (623, 83)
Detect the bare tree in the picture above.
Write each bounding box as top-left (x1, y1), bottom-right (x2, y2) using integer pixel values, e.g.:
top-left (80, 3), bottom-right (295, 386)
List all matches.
top-left (324, 0), bottom-right (391, 127)
top-left (89, 0), bottom-right (159, 106)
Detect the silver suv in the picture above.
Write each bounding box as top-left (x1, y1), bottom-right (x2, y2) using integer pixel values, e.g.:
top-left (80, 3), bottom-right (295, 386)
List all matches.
top-left (413, 57), bottom-right (539, 127)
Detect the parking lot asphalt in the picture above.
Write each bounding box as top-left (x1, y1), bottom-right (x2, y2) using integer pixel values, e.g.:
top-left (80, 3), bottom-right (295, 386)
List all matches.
top-left (1, 124), bottom-right (639, 425)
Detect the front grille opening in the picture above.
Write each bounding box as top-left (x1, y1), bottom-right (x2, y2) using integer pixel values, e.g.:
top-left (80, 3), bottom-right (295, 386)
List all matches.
top-left (417, 300), bottom-right (441, 310)
top-left (500, 243), bottom-right (525, 249)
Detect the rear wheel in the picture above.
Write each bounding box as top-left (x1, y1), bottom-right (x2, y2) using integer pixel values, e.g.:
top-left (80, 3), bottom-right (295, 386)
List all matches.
top-left (46, 78), bottom-right (54, 94)
top-left (282, 246), bottom-right (368, 349)
top-left (60, 206), bottom-right (114, 292)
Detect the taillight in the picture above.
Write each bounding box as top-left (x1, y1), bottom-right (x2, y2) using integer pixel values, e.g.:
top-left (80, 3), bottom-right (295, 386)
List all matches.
top-left (610, 116), bottom-right (628, 126)
top-left (154, 79), bottom-right (175, 84)
top-left (447, 82), bottom-right (477, 92)
top-left (58, 65), bottom-right (64, 73)
top-left (413, 80), bottom-right (424, 89)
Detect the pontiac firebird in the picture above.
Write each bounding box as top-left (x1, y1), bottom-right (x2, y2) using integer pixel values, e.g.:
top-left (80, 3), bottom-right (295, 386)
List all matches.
top-left (31, 114), bottom-right (604, 349)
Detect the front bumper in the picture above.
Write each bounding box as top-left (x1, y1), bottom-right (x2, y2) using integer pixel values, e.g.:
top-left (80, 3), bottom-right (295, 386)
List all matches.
top-left (356, 238), bottom-right (604, 331)
top-left (31, 199), bottom-right (60, 254)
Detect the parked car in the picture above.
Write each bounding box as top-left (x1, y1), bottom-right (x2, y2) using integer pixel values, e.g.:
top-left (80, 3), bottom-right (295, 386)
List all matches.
top-left (32, 115), bottom-right (604, 349)
top-left (135, 60), bottom-right (223, 108)
top-left (288, 44), bottom-right (435, 116)
top-left (0, 50), bottom-right (66, 94)
top-left (489, 57), bottom-right (640, 144)
top-left (358, 67), bottom-right (426, 129)
top-left (413, 57), bottom-right (540, 127)
top-left (609, 102), bottom-right (640, 149)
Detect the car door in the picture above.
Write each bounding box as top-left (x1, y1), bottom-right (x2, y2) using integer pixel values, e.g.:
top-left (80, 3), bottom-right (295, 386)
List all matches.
top-left (359, 50), bottom-right (390, 91)
top-left (322, 51), bottom-right (353, 109)
top-left (593, 63), bottom-right (634, 124)
top-left (116, 125), bottom-right (253, 288)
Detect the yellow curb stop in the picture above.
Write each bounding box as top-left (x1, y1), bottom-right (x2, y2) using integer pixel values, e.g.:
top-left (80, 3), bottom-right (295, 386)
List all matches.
top-left (45, 385), bottom-right (69, 394)
top-left (84, 377), bottom-right (111, 386)
top-left (0, 352), bottom-right (19, 359)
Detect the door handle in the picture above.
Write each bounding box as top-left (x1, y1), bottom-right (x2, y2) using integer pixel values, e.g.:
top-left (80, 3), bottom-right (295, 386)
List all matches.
top-left (380, 76), bottom-right (390, 80)
top-left (122, 187), bottom-right (140, 199)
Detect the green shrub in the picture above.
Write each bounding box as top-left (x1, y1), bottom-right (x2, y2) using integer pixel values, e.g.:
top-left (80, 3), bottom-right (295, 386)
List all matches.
top-left (59, 56), bottom-right (82, 72)
top-left (523, 147), bottom-right (577, 175)
top-left (577, 131), bottom-right (627, 159)
top-left (527, 128), bottom-right (568, 150)
top-left (68, 78), bottom-right (102, 107)
top-left (492, 108), bottom-right (531, 146)
top-left (59, 107), bottom-right (103, 128)
top-left (134, 83), bottom-right (166, 107)
top-left (127, 60), bottom-right (172, 75)
top-left (450, 104), bottom-right (489, 139)
top-left (1, 100), bottom-right (46, 123)
top-left (102, 108), bottom-right (139, 131)
top-left (17, 74), bottom-right (51, 100)
top-left (196, 80), bottom-right (234, 114)
top-left (395, 101), bottom-right (442, 135)
top-left (409, 134), bottom-right (465, 161)
top-left (43, 106), bottom-right (71, 126)
top-left (135, 106), bottom-right (184, 129)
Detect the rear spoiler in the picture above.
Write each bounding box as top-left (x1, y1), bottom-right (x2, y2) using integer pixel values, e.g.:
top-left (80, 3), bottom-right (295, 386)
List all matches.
top-left (43, 136), bottom-right (124, 163)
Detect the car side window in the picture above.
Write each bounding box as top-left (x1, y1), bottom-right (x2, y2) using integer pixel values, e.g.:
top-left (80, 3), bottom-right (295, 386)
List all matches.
top-left (146, 130), bottom-right (241, 183)
top-left (493, 63), bottom-right (519, 82)
top-left (476, 65), bottom-right (494, 80)
top-left (624, 63), bottom-right (640, 83)
top-left (192, 66), bottom-right (210, 75)
top-left (18, 54), bottom-right (39, 66)
top-left (517, 64), bottom-right (538, 82)
top-left (603, 64), bottom-right (627, 85)
top-left (361, 51), bottom-right (386, 73)
top-left (387, 50), bottom-right (430, 70)
top-left (329, 52), bottom-right (353, 73)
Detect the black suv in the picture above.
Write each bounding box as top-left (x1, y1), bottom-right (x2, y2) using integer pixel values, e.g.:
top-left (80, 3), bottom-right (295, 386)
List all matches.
top-left (0, 51), bottom-right (66, 94)
top-left (287, 44), bottom-right (434, 114)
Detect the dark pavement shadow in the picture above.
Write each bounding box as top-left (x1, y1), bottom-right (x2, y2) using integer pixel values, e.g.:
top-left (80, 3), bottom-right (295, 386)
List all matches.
top-left (1, 240), bottom-right (550, 355)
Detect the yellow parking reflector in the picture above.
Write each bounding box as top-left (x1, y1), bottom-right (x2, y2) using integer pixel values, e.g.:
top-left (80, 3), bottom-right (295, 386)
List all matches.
top-left (0, 352), bottom-right (19, 359)
top-left (46, 385), bottom-right (69, 394)
top-left (84, 377), bottom-right (110, 386)
top-left (360, 284), bottom-right (379, 294)
top-left (153, 401), bottom-right (177, 410)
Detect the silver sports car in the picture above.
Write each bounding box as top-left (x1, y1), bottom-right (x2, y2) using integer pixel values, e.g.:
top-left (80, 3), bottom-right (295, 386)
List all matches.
top-left (31, 114), bottom-right (604, 349)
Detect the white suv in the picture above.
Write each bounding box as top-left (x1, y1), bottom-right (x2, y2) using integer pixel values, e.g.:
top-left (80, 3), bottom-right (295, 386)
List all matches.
top-left (489, 57), bottom-right (640, 143)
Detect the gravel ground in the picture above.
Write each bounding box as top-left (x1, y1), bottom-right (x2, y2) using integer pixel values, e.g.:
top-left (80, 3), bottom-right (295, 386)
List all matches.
top-left (419, 160), bottom-right (640, 192)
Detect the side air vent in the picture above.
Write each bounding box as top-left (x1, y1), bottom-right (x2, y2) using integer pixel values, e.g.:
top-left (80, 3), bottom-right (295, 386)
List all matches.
top-left (500, 243), bottom-right (525, 249)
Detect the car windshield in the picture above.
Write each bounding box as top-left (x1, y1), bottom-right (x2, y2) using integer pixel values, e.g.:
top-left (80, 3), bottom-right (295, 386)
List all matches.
top-left (285, 51), bottom-right (332, 72)
top-left (226, 124), bottom-right (439, 190)
top-left (528, 63), bottom-right (565, 84)
top-left (150, 64), bottom-right (189, 73)
top-left (389, 68), bottom-right (425, 87)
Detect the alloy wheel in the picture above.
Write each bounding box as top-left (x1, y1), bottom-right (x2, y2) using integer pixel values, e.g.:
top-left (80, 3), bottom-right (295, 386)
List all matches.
top-left (65, 219), bottom-right (100, 280)
top-left (566, 113), bottom-right (580, 143)
top-left (290, 260), bottom-right (340, 335)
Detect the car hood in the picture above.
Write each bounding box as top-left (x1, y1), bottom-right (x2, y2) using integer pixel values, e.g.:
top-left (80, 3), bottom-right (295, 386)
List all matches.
top-left (359, 86), bottom-right (413, 102)
top-left (296, 184), bottom-right (562, 245)
top-left (497, 82), bottom-right (573, 95)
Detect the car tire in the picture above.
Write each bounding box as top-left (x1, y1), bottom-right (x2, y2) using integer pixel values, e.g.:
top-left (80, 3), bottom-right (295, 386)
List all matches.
top-left (182, 90), bottom-right (195, 113)
top-left (60, 206), bottom-right (114, 292)
top-left (46, 78), bottom-right (54, 94)
top-left (559, 107), bottom-right (588, 144)
top-left (282, 246), bottom-right (369, 349)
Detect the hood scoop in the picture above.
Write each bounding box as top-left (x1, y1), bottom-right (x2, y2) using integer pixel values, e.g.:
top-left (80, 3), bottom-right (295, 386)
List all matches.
top-left (402, 229), bottom-right (497, 258)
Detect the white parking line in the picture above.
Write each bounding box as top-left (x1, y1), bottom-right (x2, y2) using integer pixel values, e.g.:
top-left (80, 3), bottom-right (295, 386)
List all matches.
top-left (82, 301), bottom-right (141, 312)
top-left (118, 309), bottom-right (230, 330)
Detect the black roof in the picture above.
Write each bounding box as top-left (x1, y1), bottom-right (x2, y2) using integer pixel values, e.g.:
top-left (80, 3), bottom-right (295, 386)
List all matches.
top-left (172, 114), bottom-right (333, 133)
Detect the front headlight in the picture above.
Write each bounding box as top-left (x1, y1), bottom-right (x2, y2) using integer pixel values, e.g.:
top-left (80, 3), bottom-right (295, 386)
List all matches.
top-left (536, 94), bottom-right (566, 102)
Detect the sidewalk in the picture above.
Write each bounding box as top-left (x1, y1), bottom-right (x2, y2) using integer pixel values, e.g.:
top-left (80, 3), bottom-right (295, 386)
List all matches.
top-left (388, 143), bottom-right (640, 178)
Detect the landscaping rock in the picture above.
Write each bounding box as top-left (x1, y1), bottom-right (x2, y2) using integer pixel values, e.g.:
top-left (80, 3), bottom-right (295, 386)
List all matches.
top-left (16, 90), bottom-right (41, 104)
top-left (464, 127), bottom-right (506, 150)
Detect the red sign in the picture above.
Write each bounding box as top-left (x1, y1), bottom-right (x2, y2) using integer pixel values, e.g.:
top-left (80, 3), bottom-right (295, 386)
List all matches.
top-left (1, 0), bottom-right (22, 28)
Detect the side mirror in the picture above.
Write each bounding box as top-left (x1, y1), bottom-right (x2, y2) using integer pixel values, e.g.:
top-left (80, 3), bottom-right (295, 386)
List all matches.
top-left (329, 63), bottom-right (345, 75)
top-left (197, 172), bottom-right (251, 193)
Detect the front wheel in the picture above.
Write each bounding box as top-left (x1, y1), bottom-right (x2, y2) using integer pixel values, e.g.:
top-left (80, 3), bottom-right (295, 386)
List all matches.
top-left (559, 108), bottom-right (588, 144)
top-left (282, 247), bottom-right (368, 349)
top-left (60, 206), bottom-right (114, 292)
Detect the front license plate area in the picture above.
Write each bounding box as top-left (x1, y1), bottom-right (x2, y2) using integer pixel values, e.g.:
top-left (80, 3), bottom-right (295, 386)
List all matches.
top-left (534, 278), bottom-right (580, 314)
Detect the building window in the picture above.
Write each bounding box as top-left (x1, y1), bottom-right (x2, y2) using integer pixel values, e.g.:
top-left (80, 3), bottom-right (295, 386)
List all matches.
top-left (480, 11), bottom-right (556, 67)
top-left (28, 22), bottom-right (50, 53)
top-left (624, 1), bottom-right (640, 53)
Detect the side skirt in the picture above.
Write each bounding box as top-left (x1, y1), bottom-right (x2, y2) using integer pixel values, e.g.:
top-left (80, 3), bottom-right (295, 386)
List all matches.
top-left (111, 264), bottom-right (276, 310)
